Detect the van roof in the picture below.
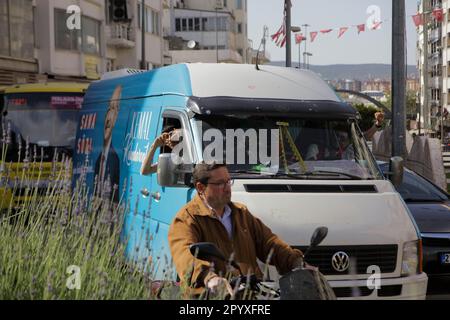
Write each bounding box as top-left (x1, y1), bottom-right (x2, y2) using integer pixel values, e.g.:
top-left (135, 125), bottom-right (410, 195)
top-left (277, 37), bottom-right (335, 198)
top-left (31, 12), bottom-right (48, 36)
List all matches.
top-left (4, 82), bottom-right (89, 94)
top-left (85, 63), bottom-right (341, 102)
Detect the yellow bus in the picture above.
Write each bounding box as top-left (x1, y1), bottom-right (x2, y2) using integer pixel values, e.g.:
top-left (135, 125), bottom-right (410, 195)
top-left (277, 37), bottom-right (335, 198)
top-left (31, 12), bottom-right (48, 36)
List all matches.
top-left (0, 82), bottom-right (89, 211)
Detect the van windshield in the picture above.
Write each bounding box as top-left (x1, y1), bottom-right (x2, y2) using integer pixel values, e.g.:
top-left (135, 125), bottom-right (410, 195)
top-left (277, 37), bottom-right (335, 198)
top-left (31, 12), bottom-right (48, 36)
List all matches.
top-left (195, 116), bottom-right (384, 180)
top-left (1, 92), bottom-right (83, 162)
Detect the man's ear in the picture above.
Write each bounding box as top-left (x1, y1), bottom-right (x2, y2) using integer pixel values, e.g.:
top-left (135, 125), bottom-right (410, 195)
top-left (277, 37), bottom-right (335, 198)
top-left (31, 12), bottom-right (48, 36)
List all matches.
top-left (195, 182), bottom-right (206, 195)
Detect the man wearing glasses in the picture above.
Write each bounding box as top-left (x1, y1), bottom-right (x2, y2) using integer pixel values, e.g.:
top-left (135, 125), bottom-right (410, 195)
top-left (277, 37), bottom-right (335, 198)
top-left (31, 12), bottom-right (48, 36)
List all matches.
top-left (168, 162), bottom-right (308, 298)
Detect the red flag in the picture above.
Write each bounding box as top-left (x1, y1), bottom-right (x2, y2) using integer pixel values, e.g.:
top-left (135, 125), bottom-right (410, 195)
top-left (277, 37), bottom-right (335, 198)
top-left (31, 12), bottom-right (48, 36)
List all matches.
top-left (320, 29), bottom-right (332, 34)
top-left (310, 31), bottom-right (318, 43)
top-left (338, 27), bottom-right (348, 38)
top-left (295, 33), bottom-right (306, 44)
top-left (432, 8), bottom-right (444, 22)
top-left (412, 13), bottom-right (423, 27)
top-left (280, 35), bottom-right (287, 48)
top-left (271, 25), bottom-right (284, 42)
top-left (371, 21), bottom-right (382, 30)
top-left (271, 22), bottom-right (287, 47)
top-left (357, 24), bottom-right (365, 34)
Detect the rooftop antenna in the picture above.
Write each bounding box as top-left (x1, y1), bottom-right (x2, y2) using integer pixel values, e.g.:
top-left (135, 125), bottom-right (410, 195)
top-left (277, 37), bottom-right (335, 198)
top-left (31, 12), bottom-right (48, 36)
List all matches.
top-left (255, 25), bottom-right (269, 71)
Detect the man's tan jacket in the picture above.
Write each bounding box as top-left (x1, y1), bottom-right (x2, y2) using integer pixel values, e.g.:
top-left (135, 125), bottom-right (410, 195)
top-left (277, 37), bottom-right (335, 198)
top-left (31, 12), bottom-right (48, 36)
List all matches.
top-left (168, 194), bottom-right (303, 295)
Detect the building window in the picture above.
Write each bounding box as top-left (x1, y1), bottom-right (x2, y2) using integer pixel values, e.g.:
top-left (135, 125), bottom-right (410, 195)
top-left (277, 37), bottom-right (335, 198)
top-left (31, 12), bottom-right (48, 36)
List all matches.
top-left (175, 18), bottom-right (181, 31)
top-left (82, 16), bottom-right (101, 55)
top-left (236, 0), bottom-right (242, 10)
top-left (0, 0), bottom-right (34, 59)
top-left (153, 11), bottom-right (160, 35)
top-left (54, 9), bottom-right (80, 51)
top-left (194, 18), bottom-right (200, 31)
top-left (0, 1), bottom-right (10, 56)
top-left (182, 18), bottom-right (187, 31)
top-left (237, 23), bottom-right (242, 33)
top-left (106, 59), bottom-right (115, 72)
top-left (55, 9), bottom-right (101, 55)
top-left (188, 18), bottom-right (193, 31)
top-left (137, 3), bottom-right (161, 35)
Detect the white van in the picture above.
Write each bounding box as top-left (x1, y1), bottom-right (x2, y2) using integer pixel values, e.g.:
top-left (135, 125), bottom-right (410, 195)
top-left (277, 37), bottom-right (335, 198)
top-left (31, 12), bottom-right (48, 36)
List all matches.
top-left (74, 63), bottom-right (428, 299)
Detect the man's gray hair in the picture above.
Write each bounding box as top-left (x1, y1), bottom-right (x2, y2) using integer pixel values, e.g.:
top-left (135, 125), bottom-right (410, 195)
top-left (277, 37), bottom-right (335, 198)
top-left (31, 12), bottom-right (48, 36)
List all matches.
top-left (193, 162), bottom-right (227, 185)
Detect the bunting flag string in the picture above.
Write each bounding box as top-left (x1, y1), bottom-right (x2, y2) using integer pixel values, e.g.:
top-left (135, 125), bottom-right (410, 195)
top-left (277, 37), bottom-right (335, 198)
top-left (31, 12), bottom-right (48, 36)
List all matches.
top-left (272, 9), bottom-right (445, 47)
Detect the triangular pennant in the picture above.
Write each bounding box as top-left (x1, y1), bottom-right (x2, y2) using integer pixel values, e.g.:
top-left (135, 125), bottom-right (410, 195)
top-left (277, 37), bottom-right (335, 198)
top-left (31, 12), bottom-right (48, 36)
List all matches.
top-left (371, 21), bottom-right (382, 30)
top-left (432, 8), bottom-right (444, 22)
top-left (295, 33), bottom-right (306, 44)
top-left (310, 31), bottom-right (318, 43)
top-left (320, 29), bottom-right (333, 34)
top-left (338, 27), bottom-right (349, 38)
top-left (357, 24), bottom-right (365, 34)
top-left (412, 13), bottom-right (424, 27)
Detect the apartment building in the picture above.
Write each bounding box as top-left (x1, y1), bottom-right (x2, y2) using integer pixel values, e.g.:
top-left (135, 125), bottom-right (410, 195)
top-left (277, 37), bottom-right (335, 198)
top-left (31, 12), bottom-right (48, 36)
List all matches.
top-left (0, 0), bottom-right (166, 85)
top-left (0, 0), bottom-right (41, 84)
top-left (163, 0), bottom-right (249, 64)
top-left (417, 0), bottom-right (444, 133)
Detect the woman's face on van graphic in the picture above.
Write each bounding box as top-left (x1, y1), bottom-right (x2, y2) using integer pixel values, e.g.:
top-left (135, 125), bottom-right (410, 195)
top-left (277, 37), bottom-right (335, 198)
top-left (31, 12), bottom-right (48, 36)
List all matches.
top-left (104, 86), bottom-right (122, 143)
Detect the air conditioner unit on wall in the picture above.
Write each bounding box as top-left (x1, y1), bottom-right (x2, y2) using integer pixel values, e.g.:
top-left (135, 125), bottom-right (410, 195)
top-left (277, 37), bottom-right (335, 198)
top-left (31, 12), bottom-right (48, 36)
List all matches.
top-left (215, 0), bottom-right (224, 9)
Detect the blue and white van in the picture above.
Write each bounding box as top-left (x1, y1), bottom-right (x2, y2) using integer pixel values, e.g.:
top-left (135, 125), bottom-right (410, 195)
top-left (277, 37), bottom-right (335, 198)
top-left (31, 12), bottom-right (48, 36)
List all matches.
top-left (72, 63), bottom-right (428, 299)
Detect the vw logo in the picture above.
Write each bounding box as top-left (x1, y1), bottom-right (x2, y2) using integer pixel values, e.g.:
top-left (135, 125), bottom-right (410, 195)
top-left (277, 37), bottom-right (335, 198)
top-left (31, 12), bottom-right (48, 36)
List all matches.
top-left (331, 251), bottom-right (350, 272)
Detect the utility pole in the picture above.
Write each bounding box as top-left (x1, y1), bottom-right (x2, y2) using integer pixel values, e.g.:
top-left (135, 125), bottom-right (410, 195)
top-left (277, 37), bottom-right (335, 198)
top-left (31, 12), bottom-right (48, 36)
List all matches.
top-left (392, 0), bottom-right (407, 158)
top-left (302, 24), bottom-right (310, 69)
top-left (141, 0), bottom-right (146, 70)
top-left (215, 7), bottom-right (219, 63)
top-left (422, 0), bottom-right (429, 135)
top-left (285, 0), bottom-right (292, 67)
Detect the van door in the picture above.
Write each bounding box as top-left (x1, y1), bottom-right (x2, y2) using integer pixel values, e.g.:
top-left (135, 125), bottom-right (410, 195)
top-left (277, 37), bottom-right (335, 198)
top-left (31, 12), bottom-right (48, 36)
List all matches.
top-left (120, 97), bottom-right (162, 269)
top-left (146, 108), bottom-right (197, 280)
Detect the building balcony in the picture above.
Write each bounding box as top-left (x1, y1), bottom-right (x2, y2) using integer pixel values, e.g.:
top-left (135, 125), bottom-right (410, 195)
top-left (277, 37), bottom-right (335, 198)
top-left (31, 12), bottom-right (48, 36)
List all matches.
top-left (431, 99), bottom-right (441, 107)
top-left (429, 76), bottom-right (442, 88)
top-left (430, 28), bottom-right (442, 42)
top-left (106, 24), bottom-right (136, 49)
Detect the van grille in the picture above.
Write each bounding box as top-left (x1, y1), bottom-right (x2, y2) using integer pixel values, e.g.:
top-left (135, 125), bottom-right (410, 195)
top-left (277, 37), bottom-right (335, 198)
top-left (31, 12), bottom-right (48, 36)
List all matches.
top-left (333, 285), bottom-right (402, 298)
top-left (244, 184), bottom-right (377, 193)
top-left (292, 245), bottom-right (398, 275)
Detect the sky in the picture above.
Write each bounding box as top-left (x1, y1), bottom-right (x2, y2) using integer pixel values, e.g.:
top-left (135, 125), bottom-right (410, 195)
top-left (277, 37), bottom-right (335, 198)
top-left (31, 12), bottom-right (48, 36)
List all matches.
top-left (247, 0), bottom-right (420, 66)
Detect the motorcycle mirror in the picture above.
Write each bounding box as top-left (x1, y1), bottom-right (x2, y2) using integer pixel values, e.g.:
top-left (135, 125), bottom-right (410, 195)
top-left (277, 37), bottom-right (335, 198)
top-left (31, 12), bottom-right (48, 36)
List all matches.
top-left (310, 226), bottom-right (328, 248)
top-left (189, 242), bottom-right (244, 276)
top-left (189, 242), bottom-right (227, 262)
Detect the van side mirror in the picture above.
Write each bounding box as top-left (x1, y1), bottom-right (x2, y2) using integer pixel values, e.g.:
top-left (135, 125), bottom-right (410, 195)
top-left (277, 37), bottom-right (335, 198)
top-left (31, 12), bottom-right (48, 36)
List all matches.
top-left (157, 153), bottom-right (178, 187)
top-left (157, 153), bottom-right (194, 187)
top-left (389, 156), bottom-right (404, 188)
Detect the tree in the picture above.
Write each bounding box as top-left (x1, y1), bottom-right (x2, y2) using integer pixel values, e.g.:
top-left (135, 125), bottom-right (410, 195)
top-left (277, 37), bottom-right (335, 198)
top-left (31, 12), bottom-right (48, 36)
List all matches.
top-left (352, 103), bottom-right (380, 131)
top-left (384, 90), bottom-right (418, 117)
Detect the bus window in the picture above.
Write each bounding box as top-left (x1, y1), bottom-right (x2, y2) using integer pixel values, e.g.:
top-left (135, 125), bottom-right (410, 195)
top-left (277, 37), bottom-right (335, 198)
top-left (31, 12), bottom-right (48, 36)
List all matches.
top-left (2, 90), bottom-right (85, 162)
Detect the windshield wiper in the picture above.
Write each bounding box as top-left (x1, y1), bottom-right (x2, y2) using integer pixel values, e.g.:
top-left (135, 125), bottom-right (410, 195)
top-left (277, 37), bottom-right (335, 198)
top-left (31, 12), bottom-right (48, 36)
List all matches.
top-left (306, 170), bottom-right (365, 180)
top-left (275, 170), bottom-right (364, 180)
top-left (403, 198), bottom-right (445, 203)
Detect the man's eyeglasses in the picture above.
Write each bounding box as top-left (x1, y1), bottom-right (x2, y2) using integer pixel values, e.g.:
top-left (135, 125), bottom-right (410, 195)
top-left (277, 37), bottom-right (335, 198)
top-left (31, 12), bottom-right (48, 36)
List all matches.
top-left (205, 179), bottom-right (234, 189)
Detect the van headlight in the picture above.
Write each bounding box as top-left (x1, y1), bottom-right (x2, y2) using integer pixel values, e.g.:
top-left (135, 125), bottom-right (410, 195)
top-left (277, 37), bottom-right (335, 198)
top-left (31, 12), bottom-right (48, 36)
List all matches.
top-left (401, 240), bottom-right (422, 276)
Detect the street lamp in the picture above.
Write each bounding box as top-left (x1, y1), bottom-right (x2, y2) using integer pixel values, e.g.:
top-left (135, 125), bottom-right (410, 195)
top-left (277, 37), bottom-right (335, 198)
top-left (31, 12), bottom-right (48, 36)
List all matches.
top-left (303, 52), bottom-right (312, 69)
top-left (291, 26), bottom-right (301, 68)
